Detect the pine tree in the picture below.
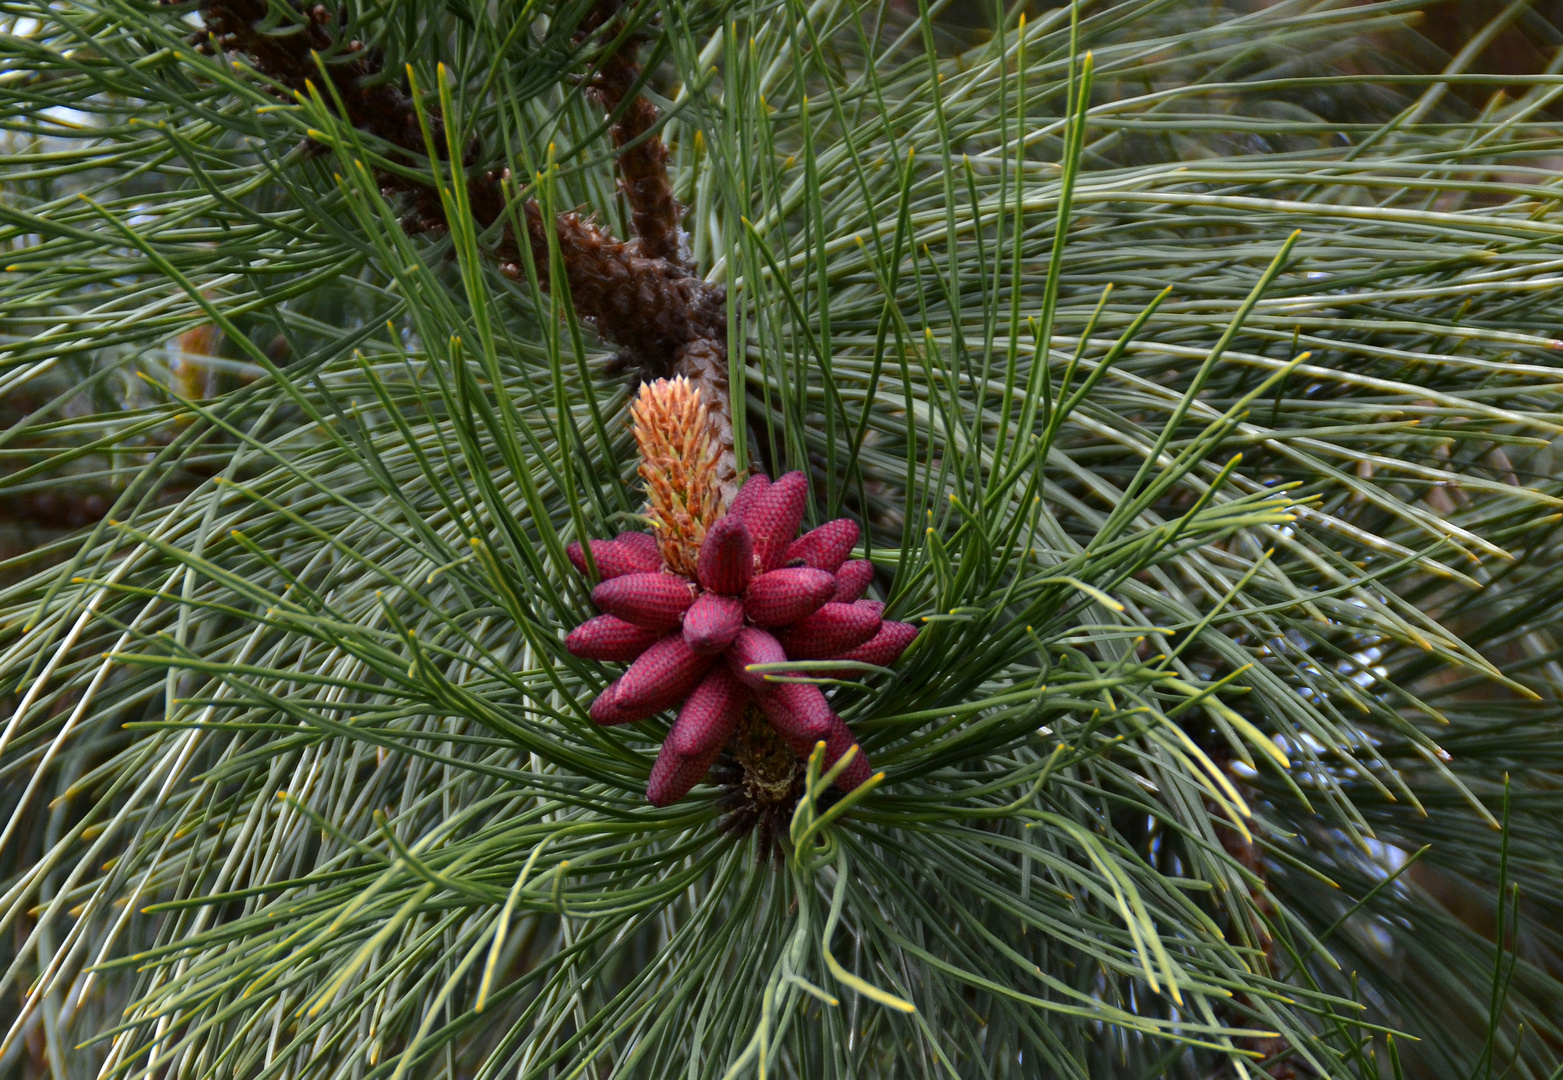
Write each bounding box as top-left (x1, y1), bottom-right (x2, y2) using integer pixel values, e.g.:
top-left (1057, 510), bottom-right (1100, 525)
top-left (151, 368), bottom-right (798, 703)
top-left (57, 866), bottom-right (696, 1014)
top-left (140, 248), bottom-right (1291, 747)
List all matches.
top-left (1, 0), bottom-right (1561, 1077)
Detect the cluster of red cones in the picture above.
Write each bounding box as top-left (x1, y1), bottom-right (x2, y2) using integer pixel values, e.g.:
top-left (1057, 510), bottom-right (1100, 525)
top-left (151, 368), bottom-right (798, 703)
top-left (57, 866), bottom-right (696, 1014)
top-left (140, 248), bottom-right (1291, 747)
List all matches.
top-left (566, 472), bottom-right (918, 806)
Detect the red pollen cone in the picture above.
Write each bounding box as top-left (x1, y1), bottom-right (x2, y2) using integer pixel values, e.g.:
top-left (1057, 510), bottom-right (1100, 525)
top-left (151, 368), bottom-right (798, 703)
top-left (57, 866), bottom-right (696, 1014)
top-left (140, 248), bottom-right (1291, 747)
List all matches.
top-left (725, 626), bottom-right (788, 689)
top-left (833, 620), bottom-right (919, 668)
top-left (647, 740), bottom-right (726, 807)
top-left (665, 667), bottom-right (747, 759)
top-left (682, 592), bottom-right (745, 655)
top-left (728, 473), bottom-right (770, 520)
top-left (783, 518), bottom-right (859, 573)
top-left (696, 515), bottom-right (754, 595)
top-left (566, 614), bottom-right (663, 662)
top-left (614, 530), bottom-right (661, 562)
top-left (776, 601), bottom-right (883, 659)
top-left (590, 682), bottom-right (632, 725)
top-left (821, 713), bottom-right (874, 791)
top-left (743, 567), bottom-right (836, 627)
top-left (567, 538), bottom-right (661, 580)
top-left (568, 474), bottom-right (895, 806)
top-left (744, 471), bottom-right (809, 571)
top-left (754, 681), bottom-right (836, 752)
top-left (591, 572), bottom-right (697, 630)
top-left (614, 635), bottom-right (715, 718)
top-left (831, 559), bottom-right (875, 603)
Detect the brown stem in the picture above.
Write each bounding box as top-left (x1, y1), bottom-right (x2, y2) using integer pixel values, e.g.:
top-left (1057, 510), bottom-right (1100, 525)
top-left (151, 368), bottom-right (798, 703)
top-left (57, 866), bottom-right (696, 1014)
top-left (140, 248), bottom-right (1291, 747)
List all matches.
top-left (581, 32), bottom-right (686, 264)
top-left (574, 2), bottom-right (737, 500)
top-left (195, 0), bottom-right (739, 501)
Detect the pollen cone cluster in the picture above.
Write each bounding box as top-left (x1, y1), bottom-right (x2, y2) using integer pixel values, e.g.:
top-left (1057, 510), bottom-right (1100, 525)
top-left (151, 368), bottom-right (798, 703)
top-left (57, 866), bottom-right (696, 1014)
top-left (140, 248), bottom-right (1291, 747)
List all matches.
top-left (566, 466), bottom-right (919, 807)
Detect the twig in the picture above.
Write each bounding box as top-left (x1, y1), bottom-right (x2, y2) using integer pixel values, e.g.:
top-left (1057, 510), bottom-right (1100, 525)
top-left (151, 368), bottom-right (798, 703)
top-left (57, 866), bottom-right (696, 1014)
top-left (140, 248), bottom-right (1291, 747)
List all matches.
top-left (192, 0), bottom-right (740, 500)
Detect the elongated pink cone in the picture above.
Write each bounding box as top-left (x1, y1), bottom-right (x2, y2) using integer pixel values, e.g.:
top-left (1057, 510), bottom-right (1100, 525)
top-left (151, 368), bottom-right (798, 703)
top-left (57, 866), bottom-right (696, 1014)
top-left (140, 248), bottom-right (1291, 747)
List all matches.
top-left (743, 567), bottom-right (836, 627)
top-left (832, 559), bottom-right (875, 603)
top-left (784, 518), bottom-right (859, 573)
top-left (725, 626), bottom-right (788, 689)
top-left (682, 592), bottom-right (744, 655)
top-left (590, 682), bottom-right (632, 726)
top-left (754, 681), bottom-right (836, 752)
top-left (614, 635), bottom-right (715, 717)
top-left (592, 572), bottom-right (697, 630)
top-left (647, 740), bottom-right (727, 807)
top-left (832, 620), bottom-right (919, 668)
top-left (696, 516), bottom-right (754, 595)
top-left (729, 473), bottom-right (771, 520)
top-left (666, 667), bottom-right (747, 758)
top-left (775, 601), bottom-right (882, 659)
top-left (567, 538), bottom-right (661, 580)
top-left (746, 471), bottom-right (810, 571)
top-left (615, 530), bottom-right (662, 562)
top-left (566, 614), bottom-right (663, 662)
top-left (821, 714), bottom-right (874, 791)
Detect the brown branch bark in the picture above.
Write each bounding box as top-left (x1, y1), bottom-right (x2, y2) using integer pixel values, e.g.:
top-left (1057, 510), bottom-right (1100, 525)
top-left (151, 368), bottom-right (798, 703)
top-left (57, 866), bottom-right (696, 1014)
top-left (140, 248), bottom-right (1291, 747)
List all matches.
top-left (576, 4), bottom-right (686, 265)
top-left (195, 0), bottom-right (740, 500)
top-left (572, 3), bottom-right (737, 500)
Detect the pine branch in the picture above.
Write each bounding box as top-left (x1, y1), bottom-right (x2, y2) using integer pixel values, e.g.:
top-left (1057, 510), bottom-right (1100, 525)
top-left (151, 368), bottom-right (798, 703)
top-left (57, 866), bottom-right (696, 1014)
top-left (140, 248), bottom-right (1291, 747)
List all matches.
top-left (576, 2), bottom-right (686, 265)
top-left (196, 0), bottom-right (739, 497)
top-left (7, 2), bottom-right (1563, 1077)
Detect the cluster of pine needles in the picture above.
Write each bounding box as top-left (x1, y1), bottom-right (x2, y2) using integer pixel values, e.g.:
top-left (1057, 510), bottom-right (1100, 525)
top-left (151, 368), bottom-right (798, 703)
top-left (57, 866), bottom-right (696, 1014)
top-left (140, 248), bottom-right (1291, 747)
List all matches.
top-left (0, 0), bottom-right (1561, 1078)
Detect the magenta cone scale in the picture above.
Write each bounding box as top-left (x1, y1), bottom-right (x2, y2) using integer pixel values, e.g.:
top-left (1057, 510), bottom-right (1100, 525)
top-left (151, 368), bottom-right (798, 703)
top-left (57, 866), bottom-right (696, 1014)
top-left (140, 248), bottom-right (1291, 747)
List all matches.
top-left (755, 681), bottom-right (836, 750)
top-left (727, 473), bottom-right (770, 520)
top-left (614, 635), bottom-right (714, 716)
top-left (666, 667), bottom-right (747, 757)
top-left (742, 471), bottom-right (809, 570)
top-left (590, 683), bottom-right (631, 725)
top-left (683, 592), bottom-right (745, 654)
top-left (615, 530), bottom-right (662, 561)
top-left (725, 626), bottom-right (787, 689)
top-left (566, 477), bottom-right (918, 806)
top-left (821, 714), bottom-right (873, 789)
top-left (592, 678), bottom-right (675, 725)
top-left (696, 515), bottom-right (754, 595)
top-left (567, 614), bottom-right (665, 662)
top-left (783, 518), bottom-right (859, 573)
top-left (836, 620), bottom-right (919, 667)
top-left (831, 560), bottom-right (874, 603)
top-left (743, 567), bottom-right (836, 626)
top-left (567, 537), bottom-right (662, 580)
top-left (591, 572), bottom-right (697, 629)
top-left (775, 601), bottom-right (883, 659)
top-left (647, 741), bottom-right (728, 807)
